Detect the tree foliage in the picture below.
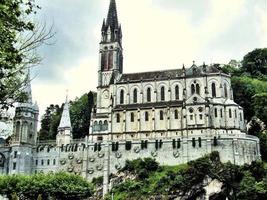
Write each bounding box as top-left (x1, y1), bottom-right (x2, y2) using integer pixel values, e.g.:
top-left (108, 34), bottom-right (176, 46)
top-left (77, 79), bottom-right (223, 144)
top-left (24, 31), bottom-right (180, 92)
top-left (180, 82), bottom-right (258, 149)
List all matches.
top-left (0, 0), bottom-right (53, 108)
top-left (38, 91), bottom-right (95, 140)
top-left (70, 91), bottom-right (95, 139)
top-left (109, 153), bottom-right (267, 200)
top-left (38, 104), bottom-right (63, 140)
top-left (242, 48), bottom-right (267, 78)
top-left (0, 172), bottom-right (93, 200)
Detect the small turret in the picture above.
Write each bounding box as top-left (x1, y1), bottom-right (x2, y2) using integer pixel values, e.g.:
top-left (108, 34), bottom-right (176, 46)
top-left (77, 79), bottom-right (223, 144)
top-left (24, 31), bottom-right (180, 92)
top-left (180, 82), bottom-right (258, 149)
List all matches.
top-left (56, 95), bottom-right (72, 146)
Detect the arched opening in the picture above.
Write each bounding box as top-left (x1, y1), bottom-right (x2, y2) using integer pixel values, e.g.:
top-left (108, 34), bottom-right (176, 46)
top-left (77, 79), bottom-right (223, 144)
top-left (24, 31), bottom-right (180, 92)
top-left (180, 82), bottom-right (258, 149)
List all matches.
top-left (108, 52), bottom-right (113, 70)
top-left (103, 120), bottom-right (108, 131)
top-left (214, 108), bottom-right (218, 117)
top-left (191, 84), bottom-right (195, 95)
top-left (145, 112), bottom-right (149, 121)
top-left (175, 85), bottom-right (179, 100)
top-left (160, 86), bottom-right (165, 101)
top-left (160, 110), bottom-right (164, 120)
top-left (120, 90), bottom-right (124, 104)
top-left (116, 113), bottom-right (120, 123)
top-left (15, 121), bottom-right (20, 140)
top-left (196, 84), bottom-right (200, 95)
top-left (229, 109), bottom-right (232, 118)
top-left (147, 88), bottom-right (151, 102)
top-left (130, 112), bottom-right (134, 122)
top-left (93, 121), bottom-right (98, 132)
top-left (211, 83), bottom-right (216, 97)
top-left (99, 121), bottom-right (103, 131)
top-left (224, 83), bottom-right (228, 98)
top-left (133, 88), bottom-right (137, 103)
top-left (174, 110), bottom-right (178, 119)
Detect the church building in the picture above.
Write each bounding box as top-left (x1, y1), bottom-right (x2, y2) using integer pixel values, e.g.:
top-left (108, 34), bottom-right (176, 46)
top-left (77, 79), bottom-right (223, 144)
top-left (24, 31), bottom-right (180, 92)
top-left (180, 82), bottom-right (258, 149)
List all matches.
top-left (0, 0), bottom-right (261, 196)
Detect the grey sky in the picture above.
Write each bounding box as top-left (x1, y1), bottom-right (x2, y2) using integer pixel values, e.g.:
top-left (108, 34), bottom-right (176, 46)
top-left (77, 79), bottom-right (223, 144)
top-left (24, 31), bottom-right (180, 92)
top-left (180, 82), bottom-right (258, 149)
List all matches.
top-left (31, 0), bottom-right (267, 119)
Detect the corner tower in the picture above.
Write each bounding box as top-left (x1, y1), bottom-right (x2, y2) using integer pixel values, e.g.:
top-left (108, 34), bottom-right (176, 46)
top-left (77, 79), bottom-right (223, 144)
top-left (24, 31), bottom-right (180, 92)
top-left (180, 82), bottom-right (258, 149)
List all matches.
top-left (98, 0), bottom-right (123, 87)
top-left (10, 69), bottom-right (39, 174)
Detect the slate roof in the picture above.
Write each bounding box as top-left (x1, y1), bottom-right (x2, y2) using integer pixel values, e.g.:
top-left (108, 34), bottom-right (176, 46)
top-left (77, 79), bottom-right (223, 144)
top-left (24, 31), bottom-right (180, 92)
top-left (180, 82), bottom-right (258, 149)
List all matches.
top-left (117, 64), bottom-right (227, 84)
top-left (118, 69), bottom-right (184, 83)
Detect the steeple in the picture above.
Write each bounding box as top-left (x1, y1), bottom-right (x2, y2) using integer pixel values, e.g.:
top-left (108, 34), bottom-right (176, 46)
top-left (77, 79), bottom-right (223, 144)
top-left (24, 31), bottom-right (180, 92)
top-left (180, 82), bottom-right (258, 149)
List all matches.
top-left (58, 95), bottom-right (71, 130)
top-left (101, 0), bottom-right (122, 43)
top-left (106, 0), bottom-right (118, 30)
top-left (56, 94), bottom-right (72, 146)
top-left (21, 68), bottom-right (32, 103)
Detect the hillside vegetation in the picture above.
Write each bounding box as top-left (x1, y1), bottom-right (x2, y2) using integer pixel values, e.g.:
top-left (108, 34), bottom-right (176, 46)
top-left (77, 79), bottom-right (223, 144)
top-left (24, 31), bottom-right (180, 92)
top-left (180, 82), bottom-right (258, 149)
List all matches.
top-left (104, 152), bottom-right (267, 200)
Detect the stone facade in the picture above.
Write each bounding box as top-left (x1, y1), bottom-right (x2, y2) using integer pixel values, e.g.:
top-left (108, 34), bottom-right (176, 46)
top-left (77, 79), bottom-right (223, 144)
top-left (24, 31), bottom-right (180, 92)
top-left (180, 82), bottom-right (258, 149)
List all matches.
top-left (0, 0), bottom-right (261, 197)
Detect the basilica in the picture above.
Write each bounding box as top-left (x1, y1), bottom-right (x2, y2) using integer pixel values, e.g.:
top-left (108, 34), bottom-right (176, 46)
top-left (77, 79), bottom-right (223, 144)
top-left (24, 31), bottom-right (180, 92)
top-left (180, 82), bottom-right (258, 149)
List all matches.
top-left (0, 0), bottom-right (261, 196)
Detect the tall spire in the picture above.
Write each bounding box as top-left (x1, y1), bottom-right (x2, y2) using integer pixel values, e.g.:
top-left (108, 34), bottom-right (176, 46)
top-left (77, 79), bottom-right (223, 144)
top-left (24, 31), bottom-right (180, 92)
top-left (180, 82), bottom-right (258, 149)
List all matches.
top-left (22, 68), bottom-right (32, 103)
top-left (101, 0), bottom-right (121, 43)
top-left (106, 0), bottom-right (118, 30)
top-left (58, 95), bottom-right (71, 130)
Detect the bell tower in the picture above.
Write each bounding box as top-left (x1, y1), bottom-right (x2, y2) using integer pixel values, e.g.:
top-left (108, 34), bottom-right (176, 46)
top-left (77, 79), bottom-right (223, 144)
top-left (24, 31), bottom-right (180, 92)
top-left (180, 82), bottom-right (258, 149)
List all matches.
top-left (98, 0), bottom-right (123, 87)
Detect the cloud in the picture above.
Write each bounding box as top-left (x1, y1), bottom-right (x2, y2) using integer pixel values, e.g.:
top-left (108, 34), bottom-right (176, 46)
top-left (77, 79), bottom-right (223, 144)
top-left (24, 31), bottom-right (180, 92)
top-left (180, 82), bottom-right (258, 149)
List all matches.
top-left (30, 0), bottom-right (267, 120)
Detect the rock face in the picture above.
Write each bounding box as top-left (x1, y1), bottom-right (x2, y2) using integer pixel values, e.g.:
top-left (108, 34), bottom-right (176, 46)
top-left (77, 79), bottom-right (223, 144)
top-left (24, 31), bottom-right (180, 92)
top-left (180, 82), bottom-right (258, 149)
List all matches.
top-left (203, 178), bottom-right (224, 200)
top-left (172, 176), bottom-right (224, 200)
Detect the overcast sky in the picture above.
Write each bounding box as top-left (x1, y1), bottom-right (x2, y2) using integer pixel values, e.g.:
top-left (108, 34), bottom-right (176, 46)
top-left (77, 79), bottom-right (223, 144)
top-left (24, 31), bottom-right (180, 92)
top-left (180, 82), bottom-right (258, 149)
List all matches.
top-left (31, 0), bottom-right (267, 119)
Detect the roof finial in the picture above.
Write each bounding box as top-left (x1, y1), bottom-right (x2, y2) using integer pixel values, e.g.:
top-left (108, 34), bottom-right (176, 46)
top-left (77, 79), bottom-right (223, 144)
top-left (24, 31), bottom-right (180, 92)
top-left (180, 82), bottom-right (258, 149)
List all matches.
top-left (65, 89), bottom-right (69, 103)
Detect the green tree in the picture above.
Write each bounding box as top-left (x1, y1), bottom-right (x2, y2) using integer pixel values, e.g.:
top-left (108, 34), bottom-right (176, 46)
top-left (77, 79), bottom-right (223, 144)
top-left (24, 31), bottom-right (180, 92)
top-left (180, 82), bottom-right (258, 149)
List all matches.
top-left (38, 104), bottom-right (63, 140)
top-left (252, 93), bottom-right (267, 125)
top-left (242, 48), bottom-right (267, 78)
top-left (0, 172), bottom-right (93, 200)
top-left (70, 91), bottom-right (95, 139)
top-left (0, 0), bottom-right (53, 109)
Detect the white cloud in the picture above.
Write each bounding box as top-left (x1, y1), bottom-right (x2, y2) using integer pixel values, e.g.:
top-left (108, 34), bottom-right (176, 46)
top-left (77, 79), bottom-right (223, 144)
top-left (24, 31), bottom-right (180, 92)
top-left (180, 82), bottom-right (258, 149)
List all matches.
top-left (31, 0), bottom-right (267, 124)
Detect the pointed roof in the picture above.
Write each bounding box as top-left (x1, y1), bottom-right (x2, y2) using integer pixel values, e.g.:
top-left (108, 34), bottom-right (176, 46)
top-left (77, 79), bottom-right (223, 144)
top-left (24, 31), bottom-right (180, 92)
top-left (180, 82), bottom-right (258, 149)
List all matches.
top-left (22, 68), bottom-right (32, 103)
top-left (106, 0), bottom-right (119, 30)
top-left (58, 95), bottom-right (71, 130)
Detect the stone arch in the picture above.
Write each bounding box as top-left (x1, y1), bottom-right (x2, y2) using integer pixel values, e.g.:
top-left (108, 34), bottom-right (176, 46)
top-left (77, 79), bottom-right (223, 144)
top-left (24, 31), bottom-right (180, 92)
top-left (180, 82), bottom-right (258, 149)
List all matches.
top-left (143, 83), bottom-right (154, 102)
top-left (130, 85), bottom-right (141, 104)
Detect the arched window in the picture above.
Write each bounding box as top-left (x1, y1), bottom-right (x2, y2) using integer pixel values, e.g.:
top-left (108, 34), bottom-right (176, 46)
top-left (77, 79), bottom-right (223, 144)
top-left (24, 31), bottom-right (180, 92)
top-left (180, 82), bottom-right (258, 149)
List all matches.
top-left (120, 90), bottom-right (124, 104)
top-left (15, 121), bottom-right (20, 139)
top-left (133, 88), bottom-right (137, 103)
top-left (108, 52), bottom-right (113, 70)
top-left (99, 121), bottom-right (103, 131)
top-left (101, 53), bottom-right (106, 70)
top-left (235, 110), bottom-right (237, 118)
top-left (175, 85), bottom-right (179, 100)
top-left (224, 83), bottom-right (228, 98)
top-left (229, 109), bottom-right (232, 118)
top-left (145, 112), bottom-right (149, 121)
top-left (130, 112), bottom-right (134, 122)
top-left (214, 108), bottom-right (218, 118)
top-left (116, 114), bottom-right (120, 123)
top-left (240, 113), bottom-right (243, 121)
top-left (93, 121), bottom-right (98, 132)
top-left (191, 84), bottom-right (195, 95)
top-left (104, 120), bottom-right (108, 131)
top-left (147, 88), bottom-right (151, 102)
top-left (211, 83), bottom-right (216, 97)
top-left (174, 110), bottom-right (178, 119)
top-left (160, 86), bottom-right (165, 101)
top-left (220, 109), bottom-right (223, 118)
top-left (196, 84), bottom-right (200, 95)
top-left (160, 110), bottom-right (164, 120)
